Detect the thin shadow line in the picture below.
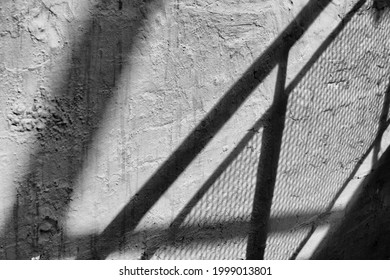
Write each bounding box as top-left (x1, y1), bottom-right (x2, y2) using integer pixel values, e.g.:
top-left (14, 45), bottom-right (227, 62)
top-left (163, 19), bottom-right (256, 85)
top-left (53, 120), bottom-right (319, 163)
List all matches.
top-left (303, 83), bottom-right (390, 259)
top-left (311, 141), bottom-right (390, 259)
top-left (141, 113), bottom-right (271, 259)
top-left (289, 122), bottom-right (390, 259)
top-left (78, 0), bottom-right (334, 259)
top-left (119, 209), bottom-right (344, 258)
top-left (284, 0), bottom-right (366, 94)
top-left (373, 78), bottom-right (390, 164)
top-left (141, 0), bottom-right (368, 260)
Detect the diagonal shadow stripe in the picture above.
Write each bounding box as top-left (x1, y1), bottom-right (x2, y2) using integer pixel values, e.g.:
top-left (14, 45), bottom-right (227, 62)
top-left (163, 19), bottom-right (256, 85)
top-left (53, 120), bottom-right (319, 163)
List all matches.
top-left (139, 0), bottom-right (367, 260)
top-left (0, 0), bottom-right (162, 260)
top-left (78, 0), bottom-right (336, 259)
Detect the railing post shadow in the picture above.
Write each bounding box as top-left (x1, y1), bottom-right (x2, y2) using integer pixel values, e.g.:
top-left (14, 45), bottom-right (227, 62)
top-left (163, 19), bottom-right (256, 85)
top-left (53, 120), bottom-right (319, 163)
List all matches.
top-left (247, 48), bottom-right (289, 259)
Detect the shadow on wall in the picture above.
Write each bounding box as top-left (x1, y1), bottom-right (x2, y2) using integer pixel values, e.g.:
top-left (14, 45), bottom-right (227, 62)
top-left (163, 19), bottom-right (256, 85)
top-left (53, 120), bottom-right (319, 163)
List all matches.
top-left (71, 0), bottom-right (336, 260)
top-left (0, 0), bottom-right (162, 259)
top-left (1, 0), bottom-right (390, 260)
top-left (261, 1), bottom-right (390, 259)
top-left (310, 56), bottom-right (390, 260)
top-left (77, 0), bottom-right (390, 260)
top-left (81, 0), bottom-right (390, 260)
top-left (373, 0), bottom-right (390, 21)
top-left (313, 141), bottom-right (390, 259)
top-left (139, 0), bottom-right (390, 260)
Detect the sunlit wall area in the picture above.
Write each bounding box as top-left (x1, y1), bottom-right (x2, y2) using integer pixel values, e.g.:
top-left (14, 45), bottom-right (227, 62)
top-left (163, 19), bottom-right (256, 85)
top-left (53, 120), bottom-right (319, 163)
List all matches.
top-left (0, 0), bottom-right (389, 260)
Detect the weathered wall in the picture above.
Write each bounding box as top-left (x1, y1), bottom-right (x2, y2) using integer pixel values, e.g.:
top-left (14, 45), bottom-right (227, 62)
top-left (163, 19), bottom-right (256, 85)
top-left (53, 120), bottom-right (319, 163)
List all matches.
top-left (0, 0), bottom-right (389, 259)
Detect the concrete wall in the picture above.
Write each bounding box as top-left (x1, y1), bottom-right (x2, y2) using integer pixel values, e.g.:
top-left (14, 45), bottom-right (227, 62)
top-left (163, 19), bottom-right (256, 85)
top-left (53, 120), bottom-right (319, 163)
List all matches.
top-left (0, 0), bottom-right (389, 259)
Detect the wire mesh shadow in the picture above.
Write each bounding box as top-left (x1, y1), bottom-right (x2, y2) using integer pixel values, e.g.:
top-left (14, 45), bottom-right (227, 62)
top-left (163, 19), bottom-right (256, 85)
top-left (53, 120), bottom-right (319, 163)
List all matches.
top-left (132, 0), bottom-right (390, 260)
top-left (72, 0), bottom-right (336, 260)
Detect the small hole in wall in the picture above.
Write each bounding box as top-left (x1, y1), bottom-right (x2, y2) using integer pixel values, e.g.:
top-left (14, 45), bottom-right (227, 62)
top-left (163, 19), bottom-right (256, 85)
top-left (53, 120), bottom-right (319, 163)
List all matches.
top-left (118, 0), bottom-right (123, 10)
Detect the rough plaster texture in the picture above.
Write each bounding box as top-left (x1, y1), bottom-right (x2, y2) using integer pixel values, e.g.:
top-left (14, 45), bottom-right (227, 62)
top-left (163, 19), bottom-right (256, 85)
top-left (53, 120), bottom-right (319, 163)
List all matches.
top-left (0, 0), bottom-right (389, 259)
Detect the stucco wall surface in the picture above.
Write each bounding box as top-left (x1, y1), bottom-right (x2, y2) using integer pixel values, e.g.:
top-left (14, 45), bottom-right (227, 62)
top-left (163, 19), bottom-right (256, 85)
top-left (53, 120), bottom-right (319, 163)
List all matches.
top-left (0, 0), bottom-right (389, 259)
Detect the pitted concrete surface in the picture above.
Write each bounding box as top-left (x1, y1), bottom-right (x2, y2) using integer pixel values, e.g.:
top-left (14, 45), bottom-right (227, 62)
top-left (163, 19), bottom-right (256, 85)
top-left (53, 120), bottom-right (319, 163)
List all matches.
top-left (0, 0), bottom-right (390, 259)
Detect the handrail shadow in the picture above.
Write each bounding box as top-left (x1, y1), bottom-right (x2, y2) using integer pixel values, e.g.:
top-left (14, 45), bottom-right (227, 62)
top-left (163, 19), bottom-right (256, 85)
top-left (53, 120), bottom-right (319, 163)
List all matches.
top-left (137, 0), bottom-right (386, 260)
top-left (74, 0), bottom-right (337, 259)
top-left (2, 0), bottom-right (389, 260)
top-left (100, 0), bottom-right (390, 260)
